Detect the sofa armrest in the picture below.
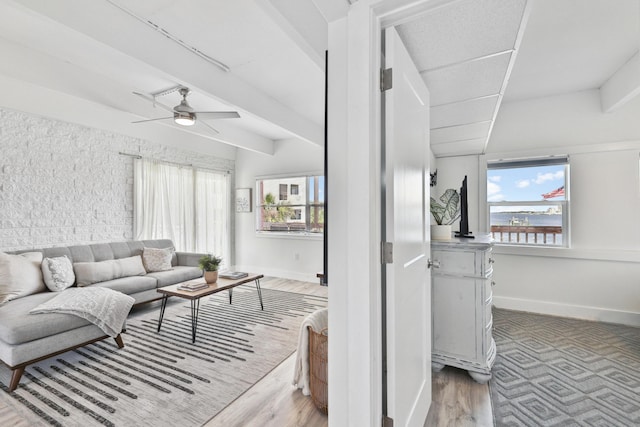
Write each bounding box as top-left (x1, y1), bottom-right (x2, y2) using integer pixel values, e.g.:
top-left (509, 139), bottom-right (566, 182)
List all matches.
top-left (175, 252), bottom-right (208, 267)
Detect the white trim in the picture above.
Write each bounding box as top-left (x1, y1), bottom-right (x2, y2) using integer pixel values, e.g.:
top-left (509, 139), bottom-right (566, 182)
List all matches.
top-left (485, 139), bottom-right (640, 160)
top-left (328, 1), bottom-right (453, 424)
top-left (492, 245), bottom-right (640, 263)
top-left (493, 296), bottom-right (640, 328)
top-left (232, 266), bottom-right (318, 284)
top-left (254, 232), bottom-right (323, 241)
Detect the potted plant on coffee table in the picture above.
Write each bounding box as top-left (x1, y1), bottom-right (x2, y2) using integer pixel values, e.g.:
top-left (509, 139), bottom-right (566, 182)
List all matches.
top-left (198, 254), bottom-right (223, 284)
top-left (430, 188), bottom-right (460, 240)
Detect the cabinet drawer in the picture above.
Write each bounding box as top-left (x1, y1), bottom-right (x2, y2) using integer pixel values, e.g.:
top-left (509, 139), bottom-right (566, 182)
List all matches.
top-left (432, 249), bottom-right (477, 276)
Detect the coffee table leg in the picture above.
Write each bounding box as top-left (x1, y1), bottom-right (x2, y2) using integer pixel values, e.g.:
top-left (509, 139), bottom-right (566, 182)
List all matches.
top-left (157, 295), bottom-right (169, 332)
top-left (229, 288), bottom-right (233, 305)
top-left (255, 278), bottom-right (264, 310)
top-left (190, 299), bottom-right (201, 343)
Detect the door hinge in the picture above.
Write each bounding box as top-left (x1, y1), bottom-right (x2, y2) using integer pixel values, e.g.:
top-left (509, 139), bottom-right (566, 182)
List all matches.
top-left (381, 241), bottom-right (393, 264)
top-left (382, 415), bottom-right (394, 427)
top-left (381, 68), bottom-right (393, 92)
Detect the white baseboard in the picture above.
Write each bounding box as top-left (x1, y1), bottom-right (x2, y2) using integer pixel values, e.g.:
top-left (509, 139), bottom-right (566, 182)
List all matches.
top-left (492, 296), bottom-right (640, 327)
top-left (232, 265), bottom-right (319, 284)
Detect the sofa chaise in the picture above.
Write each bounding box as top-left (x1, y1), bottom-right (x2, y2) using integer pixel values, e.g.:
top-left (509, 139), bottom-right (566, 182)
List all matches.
top-left (0, 239), bottom-right (204, 391)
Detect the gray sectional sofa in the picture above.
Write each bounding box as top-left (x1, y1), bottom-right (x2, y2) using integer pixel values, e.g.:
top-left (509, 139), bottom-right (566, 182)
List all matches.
top-left (0, 239), bottom-right (204, 391)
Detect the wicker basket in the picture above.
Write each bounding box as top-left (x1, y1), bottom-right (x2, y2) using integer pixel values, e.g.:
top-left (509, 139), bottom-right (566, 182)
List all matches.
top-left (308, 326), bottom-right (328, 414)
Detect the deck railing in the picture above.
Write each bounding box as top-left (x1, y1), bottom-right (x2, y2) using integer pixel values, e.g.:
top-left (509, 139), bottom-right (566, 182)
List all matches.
top-left (490, 225), bottom-right (563, 245)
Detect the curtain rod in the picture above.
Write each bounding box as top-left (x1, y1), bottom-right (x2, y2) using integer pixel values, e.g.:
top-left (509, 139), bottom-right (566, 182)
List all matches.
top-left (118, 152), bottom-right (231, 174)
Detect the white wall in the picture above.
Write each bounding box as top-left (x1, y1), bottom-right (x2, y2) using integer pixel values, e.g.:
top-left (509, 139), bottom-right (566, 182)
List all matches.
top-left (438, 89), bottom-right (640, 326)
top-left (431, 155), bottom-right (480, 233)
top-left (0, 107), bottom-right (234, 251)
top-left (234, 138), bottom-right (324, 282)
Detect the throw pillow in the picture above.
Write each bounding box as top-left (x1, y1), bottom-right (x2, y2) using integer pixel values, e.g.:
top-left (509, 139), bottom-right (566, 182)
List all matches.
top-left (142, 247), bottom-right (174, 273)
top-left (41, 255), bottom-right (76, 292)
top-left (0, 251), bottom-right (45, 304)
top-left (74, 255), bottom-right (147, 287)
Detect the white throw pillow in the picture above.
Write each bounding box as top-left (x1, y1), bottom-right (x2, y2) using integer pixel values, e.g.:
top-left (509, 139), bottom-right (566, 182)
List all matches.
top-left (74, 255), bottom-right (147, 287)
top-left (142, 247), bottom-right (174, 273)
top-left (0, 251), bottom-right (45, 304)
top-left (41, 255), bottom-right (76, 292)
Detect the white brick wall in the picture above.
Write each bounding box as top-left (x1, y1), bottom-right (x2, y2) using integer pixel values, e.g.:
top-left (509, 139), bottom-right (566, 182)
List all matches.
top-left (0, 108), bottom-right (234, 251)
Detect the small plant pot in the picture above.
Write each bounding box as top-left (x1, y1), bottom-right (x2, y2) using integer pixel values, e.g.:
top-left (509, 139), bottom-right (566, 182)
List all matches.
top-left (204, 270), bottom-right (218, 284)
top-left (431, 225), bottom-right (452, 241)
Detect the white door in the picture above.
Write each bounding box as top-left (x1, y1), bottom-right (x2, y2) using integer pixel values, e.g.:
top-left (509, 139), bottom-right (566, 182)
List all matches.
top-left (383, 26), bottom-right (432, 426)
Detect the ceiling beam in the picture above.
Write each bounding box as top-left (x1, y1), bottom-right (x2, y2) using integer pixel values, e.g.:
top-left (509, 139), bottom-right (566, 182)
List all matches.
top-left (0, 32), bottom-right (275, 155)
top-left (600, 51), bottom-right (640, 113)
top-left (11, 0), bottom-right (323, 147)
top-left (0, 73), bottom-right (241, 159)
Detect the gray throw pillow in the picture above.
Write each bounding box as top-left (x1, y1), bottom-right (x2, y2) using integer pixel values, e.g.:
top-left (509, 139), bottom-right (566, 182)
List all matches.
top-left (41, 255), bottom-right (76, 291)
top-left (142, 247), bottom-right (174, 272)
top-left (74, 255), bottom-right (147, 287)
top-left (0, 252), bottom-right (45, 304)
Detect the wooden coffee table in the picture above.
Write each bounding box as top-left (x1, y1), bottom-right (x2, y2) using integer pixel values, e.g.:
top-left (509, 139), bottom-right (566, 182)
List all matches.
top-left (156, 273), bottom-right (264, 343)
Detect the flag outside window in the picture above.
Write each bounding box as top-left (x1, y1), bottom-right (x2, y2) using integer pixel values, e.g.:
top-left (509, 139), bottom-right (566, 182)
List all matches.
top-left (542, 186), bottom-right (565, 199)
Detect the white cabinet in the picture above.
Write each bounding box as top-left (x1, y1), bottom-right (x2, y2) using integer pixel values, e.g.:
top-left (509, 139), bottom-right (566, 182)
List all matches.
top-left (430, 235), bottom-right (495, 383)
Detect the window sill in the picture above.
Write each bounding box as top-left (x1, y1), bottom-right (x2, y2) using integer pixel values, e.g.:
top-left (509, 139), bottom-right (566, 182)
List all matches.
top-left (255, 231), bottom-right (323, 241)
top-left (493, 244), bottom-right (640, 263)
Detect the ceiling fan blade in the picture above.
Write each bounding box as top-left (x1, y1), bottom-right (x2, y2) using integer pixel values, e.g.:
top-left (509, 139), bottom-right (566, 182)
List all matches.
top-left (193, 111), bottom-right (240, 119)
top-left (132, 116), bottom-right (173, 123)
top-left (199, 120), bottom-right (220, 134)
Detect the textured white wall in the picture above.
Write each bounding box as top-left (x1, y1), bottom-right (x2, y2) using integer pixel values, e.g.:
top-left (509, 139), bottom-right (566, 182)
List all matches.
top-left (0, 108), bottom-right (234, 251)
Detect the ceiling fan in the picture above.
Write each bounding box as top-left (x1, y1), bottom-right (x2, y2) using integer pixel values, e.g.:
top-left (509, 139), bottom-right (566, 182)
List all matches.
top-left (132, 86), bottom-right (240, 133)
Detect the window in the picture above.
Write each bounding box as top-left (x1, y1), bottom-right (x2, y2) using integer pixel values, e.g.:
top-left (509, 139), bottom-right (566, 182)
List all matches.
top-left (134, 159), bottom-right (230, 262)
top-left (487, 157), bottom-right (569, 246)
top-left (279, 184), bottom-right (288, 201)
top-left (256, 175), bottom-right (324, 234)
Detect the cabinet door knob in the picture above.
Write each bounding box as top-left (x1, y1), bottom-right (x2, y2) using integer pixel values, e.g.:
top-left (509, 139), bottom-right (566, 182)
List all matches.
top-left (491, 281), bottom-right (496, 287)
top-left (427, 259), bottom-right (440, 269)
top-left (488, 258), bottom-right (495, 264)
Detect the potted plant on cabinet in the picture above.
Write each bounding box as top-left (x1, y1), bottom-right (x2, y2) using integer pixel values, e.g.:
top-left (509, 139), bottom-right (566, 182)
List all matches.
top-left (198, 254), bottom-right (223, 284)
top-left (430, 188), bottom-right (460, 240)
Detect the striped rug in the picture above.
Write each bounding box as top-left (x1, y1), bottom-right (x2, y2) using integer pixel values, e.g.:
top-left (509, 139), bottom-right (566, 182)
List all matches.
top-left (0, 285), bottom-right (327, 427)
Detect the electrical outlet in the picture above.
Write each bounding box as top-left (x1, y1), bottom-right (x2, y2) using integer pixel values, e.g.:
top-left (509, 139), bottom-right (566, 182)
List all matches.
top-left (294, 253), bottom-right (300, 261)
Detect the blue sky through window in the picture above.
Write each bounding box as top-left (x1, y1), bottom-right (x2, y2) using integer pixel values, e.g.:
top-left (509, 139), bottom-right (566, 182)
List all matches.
top-left (488, 165), bottom-right (565, 203)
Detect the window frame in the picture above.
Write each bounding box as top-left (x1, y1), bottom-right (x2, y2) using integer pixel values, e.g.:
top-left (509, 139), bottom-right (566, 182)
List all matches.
top-left (487, 157), bottom-right (570, 248)
top-left (255, 173), bottom-right (324, 237)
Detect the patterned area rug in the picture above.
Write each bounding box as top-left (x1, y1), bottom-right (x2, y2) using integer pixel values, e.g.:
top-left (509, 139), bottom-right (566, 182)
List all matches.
top-left (490, 308), bottom-right (640, 426)
top-left (0, 285), bottom-right (327, 427)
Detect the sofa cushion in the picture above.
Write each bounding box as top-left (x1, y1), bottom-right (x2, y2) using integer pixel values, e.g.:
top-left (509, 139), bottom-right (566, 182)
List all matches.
top-left (41, 255), bottom-right (75, 292)
top-left (142, 239), bottom-right (179, 266)
top-left (0, 292), bottom-right (93, 344)
top-left (74, 255), bottom-right (146, 287)
top-left (142, 247), bottom-right (174, 272)
top-left (85, 275), bottom-right (158, 295)
top-left (147, 266), bottom-right (203, 287)
top-left (0, 252), bottom-right (45, 304)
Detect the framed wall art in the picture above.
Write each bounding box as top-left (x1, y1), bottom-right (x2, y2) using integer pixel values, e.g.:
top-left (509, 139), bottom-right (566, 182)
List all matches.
top-left (235, 188), bottom-right (252, 213)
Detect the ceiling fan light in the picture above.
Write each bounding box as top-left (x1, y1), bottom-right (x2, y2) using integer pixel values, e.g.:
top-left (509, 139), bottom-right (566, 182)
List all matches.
top-left (174, 111), bottom-right (196, 126)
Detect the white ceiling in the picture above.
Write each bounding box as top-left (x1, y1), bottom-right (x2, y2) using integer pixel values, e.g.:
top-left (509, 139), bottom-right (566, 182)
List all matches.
top-left (0, 0), bottom-right (637, 158)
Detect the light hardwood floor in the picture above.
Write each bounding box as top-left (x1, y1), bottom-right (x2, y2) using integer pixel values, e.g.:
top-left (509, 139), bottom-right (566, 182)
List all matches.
top-left (205, 278), bottom-right (493, 427)
top-left (0, 277), bottom-right (492, 426)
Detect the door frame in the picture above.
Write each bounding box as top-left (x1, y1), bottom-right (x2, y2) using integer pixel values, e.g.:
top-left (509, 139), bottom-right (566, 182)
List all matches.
top-left (327, 0), bottom-right (452, 425)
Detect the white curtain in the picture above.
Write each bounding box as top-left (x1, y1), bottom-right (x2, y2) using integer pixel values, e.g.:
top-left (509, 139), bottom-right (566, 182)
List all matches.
top-left (134, 159), bottom-right (229, 263)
